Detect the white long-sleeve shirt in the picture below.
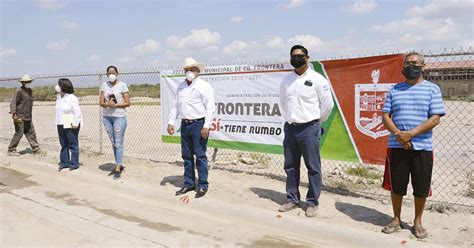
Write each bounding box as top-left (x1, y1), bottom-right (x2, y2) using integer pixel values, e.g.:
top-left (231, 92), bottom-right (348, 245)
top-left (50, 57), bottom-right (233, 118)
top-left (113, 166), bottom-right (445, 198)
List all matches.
top-left (168, 77), bottom-right (215, 128)
top-left (55, 93), bottom-right (82, 126)
top-left (280, 68), bottom-right (334, 123)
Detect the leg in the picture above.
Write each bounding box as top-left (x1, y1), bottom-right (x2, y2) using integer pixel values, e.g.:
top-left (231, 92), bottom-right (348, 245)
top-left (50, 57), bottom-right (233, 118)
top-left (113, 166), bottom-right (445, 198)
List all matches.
top-left (112, 117), bottom-right (127, 166)
top-left (8, 122), bottom-right (25, 152)
top-left (180, 123), bottom-right (196, 188)
top-left (299, 122), bottom-right (322, 206)
top-left (67, 126), bottom-right (80, 168)
top-left (192, 121), bottom-right (209, 189)
top-left (102, 117), bottom-right (116, 162)
top-left (57, 125), bottom-right (70, 167)
top-left (411, 151), bottom-right (433, 239)
top-left (283, 123), bottom-right (302, 204)
top-left (24, 121), bottom-right (40, 151)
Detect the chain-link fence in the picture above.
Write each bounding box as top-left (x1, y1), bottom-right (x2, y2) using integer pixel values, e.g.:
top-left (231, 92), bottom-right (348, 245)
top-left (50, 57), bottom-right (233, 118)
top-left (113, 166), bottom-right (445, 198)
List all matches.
top-left (0, 49), bottom-right (472, 209)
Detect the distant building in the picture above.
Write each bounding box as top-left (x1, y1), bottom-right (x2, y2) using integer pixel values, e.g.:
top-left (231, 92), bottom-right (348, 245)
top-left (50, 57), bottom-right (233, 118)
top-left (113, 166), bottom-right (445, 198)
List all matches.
top-left (424, 60), bottom-right (474, 98)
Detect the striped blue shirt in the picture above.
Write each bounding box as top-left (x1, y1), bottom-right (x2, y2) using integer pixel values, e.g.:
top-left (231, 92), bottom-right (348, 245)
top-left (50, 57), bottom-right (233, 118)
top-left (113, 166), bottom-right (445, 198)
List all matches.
top-left (382, 80), bottom-right (445, 151)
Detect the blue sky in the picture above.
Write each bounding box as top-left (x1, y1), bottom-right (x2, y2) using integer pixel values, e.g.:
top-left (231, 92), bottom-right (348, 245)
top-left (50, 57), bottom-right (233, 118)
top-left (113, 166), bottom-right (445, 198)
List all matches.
top-left (1, 0), bottom-right (473, 77)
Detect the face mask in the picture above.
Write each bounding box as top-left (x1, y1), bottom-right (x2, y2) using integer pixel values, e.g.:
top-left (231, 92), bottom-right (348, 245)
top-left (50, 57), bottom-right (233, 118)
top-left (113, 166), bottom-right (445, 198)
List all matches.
top-left (108, 74), bottom-right (117, 82)
top-left (402, 65), bottom-right (422, 80)
top-left (186, 71), bottom-right (196, 82)
top-left (290, 56), bottom-right (306, 68)
top-left (55, 85), bottom-right (61, 93)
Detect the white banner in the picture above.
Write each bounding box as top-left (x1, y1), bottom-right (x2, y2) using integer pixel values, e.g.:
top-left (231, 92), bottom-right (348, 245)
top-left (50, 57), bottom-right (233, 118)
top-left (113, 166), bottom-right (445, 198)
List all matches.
top-left (161, 63), bottom-right (293, 153)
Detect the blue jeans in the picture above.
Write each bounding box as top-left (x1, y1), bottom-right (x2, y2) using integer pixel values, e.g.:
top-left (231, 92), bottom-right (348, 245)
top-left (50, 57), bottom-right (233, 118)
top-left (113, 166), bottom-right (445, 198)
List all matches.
top-left (283, 121), bottom-right (322, 206)
top-left (57, 125), bottom-right (80, 168)
top-left (103, 116), bottom-right (127, 165)
top-left (180, 119), bottom-right (209, 189)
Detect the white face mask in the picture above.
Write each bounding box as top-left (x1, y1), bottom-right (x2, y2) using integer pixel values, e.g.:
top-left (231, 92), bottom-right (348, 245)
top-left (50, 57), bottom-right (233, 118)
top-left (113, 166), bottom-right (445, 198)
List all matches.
top-left (108, 74), bottom-right (117, 82)
top-left (55, 85), bottom-right (61, 93)
top-left (185, 71), bottom-right (196, 82)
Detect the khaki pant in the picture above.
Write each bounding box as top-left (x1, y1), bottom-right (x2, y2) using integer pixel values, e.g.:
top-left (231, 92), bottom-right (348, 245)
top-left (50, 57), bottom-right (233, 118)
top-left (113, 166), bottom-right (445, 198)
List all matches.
top-left (8, 120), bottom-right (40, 152)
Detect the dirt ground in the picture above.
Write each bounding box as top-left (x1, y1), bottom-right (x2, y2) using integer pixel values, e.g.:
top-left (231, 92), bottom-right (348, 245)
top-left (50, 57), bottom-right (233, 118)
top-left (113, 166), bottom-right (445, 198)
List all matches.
top-left (0, 138), bottom-right (473, 247)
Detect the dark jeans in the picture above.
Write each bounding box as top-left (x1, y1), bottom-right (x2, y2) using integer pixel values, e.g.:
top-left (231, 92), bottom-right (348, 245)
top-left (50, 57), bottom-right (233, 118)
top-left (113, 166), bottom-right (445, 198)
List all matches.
top-left (283, 121), bottom-right (322, 206)
top-left (180, 119), bottom-right (209, 189)
top-left (57, 125), bottom-right (80, 168)
top-left (8, 120), bottom-right (40, 151)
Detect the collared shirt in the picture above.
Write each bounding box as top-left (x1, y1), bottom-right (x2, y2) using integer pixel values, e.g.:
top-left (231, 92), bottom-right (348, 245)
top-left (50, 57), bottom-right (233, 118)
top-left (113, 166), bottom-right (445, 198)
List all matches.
top-left (10, 86), bottom-right (34, 121)
top-left (280, 68), bottom-right (334, 124)
top-left (100, 81), bottom-right (129, 117)
top-left (382, 80), bottom-right (446, 151)
top-left (168, 77), bottom-right (215, 128)
top-left (55, 93), bottom-right (83, 126)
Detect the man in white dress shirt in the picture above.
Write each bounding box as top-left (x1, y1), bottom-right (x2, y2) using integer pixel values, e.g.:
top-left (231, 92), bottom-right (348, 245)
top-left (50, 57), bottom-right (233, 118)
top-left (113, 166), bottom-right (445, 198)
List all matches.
top-left (279, 45), bottom-right (334, 217)
top-left (168, 58), bottom-right (215, 198)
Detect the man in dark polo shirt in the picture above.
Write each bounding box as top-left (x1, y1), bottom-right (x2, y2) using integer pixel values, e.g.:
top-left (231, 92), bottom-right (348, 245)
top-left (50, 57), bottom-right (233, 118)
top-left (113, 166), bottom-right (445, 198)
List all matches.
top-left (8, 74), bottom-right (41, 156)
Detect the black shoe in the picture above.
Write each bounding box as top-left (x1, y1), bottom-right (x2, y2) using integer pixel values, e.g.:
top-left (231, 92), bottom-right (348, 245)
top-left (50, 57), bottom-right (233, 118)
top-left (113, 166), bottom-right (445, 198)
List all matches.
top-left (175, 187), bottom-right (195, 196)
top-left (113, 166), bottom-right (124, 180)
top-left (58, 166), bottom-right (69, 172)
top-left (195, 188), bottom-right (208, 198)
top-left (69, 167), bottom-right (79, 171)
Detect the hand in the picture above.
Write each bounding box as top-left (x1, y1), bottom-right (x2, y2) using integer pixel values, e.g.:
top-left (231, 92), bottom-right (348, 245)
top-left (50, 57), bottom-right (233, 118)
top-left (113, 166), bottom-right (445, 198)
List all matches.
top-left (167, 124), bottom-right (175, 135)
top-left (403, 141), bottom-right (413, 150)
top-left (12, 113), bottom-right (17, 120)
top-left (201, 128), bottom-right (209, 140)
top-left (396, 131), bottom-right (414, 143)
top-left (107, 99), bottom-right (116, 108)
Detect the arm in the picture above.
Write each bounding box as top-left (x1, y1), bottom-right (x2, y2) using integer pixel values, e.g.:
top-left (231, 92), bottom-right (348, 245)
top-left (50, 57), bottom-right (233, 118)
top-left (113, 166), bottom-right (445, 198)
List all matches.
top-left (201, 85), bottom-right (215, 139)
top-left (397, 115), bottom-right (441, 143)
top-left (9, 89), bottom-right (20, 118)
top-left (382, 112), bottom-right (412, 150)
top-left (279, 82), bottom-right (286, 117)
top-left (114, 92), bottom-right (131, 108)
top-left (167, 86), bottom-right (179, 135)
top-left (317, 78), bottom-right (334, 122)
top-left (99, 91), bottom-right (108, 108)
top-left (71, 96), bottom-right (82, 127)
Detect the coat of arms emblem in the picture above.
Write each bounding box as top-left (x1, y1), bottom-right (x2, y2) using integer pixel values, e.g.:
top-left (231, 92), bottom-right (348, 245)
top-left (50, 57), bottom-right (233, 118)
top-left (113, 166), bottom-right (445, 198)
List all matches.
top-left (354, 69), bottom-right (394, 139)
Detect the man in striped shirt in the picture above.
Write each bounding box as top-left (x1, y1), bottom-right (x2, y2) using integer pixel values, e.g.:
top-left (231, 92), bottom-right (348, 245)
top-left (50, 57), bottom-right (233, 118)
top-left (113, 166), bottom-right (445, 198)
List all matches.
top-left (381, 52), bottom-right (445, 239)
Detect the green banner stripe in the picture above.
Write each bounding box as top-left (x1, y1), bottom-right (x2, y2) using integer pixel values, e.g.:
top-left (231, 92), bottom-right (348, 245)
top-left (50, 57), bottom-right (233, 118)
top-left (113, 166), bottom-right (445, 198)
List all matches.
top-left (162, 136), bottom-right (283, 154)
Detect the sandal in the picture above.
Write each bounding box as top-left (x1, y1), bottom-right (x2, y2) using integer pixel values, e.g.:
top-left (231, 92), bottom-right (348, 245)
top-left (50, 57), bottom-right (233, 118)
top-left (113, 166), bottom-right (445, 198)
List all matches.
top-left (113, 165), bottom-right (125, 180)
top-left (382, 223), bottom-right (401, 234)
top-left (412, 225), bottom-right (428, 239)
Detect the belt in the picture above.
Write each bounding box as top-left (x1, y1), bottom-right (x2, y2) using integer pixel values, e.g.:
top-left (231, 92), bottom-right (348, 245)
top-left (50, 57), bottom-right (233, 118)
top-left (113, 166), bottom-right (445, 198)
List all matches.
top-left (289, 119), bottom-right (319, 126)
top-left (182, 117), bottom-right (205, 124)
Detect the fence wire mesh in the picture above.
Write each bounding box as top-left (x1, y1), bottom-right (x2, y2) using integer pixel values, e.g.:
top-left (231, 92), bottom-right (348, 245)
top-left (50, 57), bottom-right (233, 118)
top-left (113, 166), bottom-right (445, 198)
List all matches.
top-left (0, 49), bottom-right (472, 209)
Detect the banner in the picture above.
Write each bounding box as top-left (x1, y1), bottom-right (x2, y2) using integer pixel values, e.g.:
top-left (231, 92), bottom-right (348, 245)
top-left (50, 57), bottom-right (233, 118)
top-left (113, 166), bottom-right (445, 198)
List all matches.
top-left (321, 54), bottom-right (405, 164)
top-left (161, 54), bottom-right (405, 164)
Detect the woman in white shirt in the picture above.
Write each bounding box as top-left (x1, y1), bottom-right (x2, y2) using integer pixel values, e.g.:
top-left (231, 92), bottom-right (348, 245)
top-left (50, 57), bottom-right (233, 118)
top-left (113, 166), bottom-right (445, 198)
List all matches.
top-left (99, 66), bottom-right (131, 179)
top-left (55, 78), bottom-right (82, 171)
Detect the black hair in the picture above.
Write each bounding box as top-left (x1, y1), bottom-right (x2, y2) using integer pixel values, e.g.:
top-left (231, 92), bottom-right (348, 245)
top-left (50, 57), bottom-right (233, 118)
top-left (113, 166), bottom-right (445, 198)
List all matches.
top-left (106, 65), bottom-right (119, 74)
top-left (58, 78), bottom-right (74, 94)
top-left (290, 45), bottom-right (308, 56)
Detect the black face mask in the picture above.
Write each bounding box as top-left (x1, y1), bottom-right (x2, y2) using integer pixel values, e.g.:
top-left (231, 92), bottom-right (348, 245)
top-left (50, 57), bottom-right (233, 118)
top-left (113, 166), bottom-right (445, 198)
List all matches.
top-left (402, 65), bottom-right (422, 80)
top-left (290, 56), bottom-right (306, 68)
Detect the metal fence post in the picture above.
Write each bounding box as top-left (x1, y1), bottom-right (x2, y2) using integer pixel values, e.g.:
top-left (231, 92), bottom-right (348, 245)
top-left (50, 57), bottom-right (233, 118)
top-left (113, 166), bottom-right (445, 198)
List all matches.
top-left (98, 74), bottom-right (103, 154)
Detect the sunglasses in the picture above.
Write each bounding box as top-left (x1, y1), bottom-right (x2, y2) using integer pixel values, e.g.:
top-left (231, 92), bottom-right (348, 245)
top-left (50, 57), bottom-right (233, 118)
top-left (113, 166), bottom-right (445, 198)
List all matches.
top-left (291, 54), bottom-right (306, 59)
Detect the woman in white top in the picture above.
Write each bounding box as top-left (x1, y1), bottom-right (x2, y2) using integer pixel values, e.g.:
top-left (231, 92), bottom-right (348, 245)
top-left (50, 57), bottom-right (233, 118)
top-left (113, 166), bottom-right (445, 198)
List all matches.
top-left (55, 78), bottom-right (82, 171)
top-left (99, 66), bottom-right (131, 179)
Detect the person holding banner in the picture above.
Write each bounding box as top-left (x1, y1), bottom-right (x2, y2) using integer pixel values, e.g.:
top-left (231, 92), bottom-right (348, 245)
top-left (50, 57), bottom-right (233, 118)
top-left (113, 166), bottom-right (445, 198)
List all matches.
top-left (55, 78), bottom-right (82, 171)
top-left (381, 52), bottom-right (445, 239)
top-left (168, 57), bottom-right (215, 198)
top-left (279, 45), bottom-right (334, 217)
top-left (99, 66), bottom-right (131, 179)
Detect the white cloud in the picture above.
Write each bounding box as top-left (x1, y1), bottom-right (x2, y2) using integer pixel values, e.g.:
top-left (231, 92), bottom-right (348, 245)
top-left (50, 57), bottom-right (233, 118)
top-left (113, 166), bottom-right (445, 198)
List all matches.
top-left (117, 56), bottom-right (136, 64)
top-left (283, 0), bottom-right (304, 8)
top-left (342, 0), bottom-right (376, 14)
top-left (222, 40), bottom-right (258, 55)
top-left (288, 35), bottom-right (325, 52)
top-left (35, 0), bottom-right (66, 10)
top-left (408, 0), bottom-right (474, 18)
top-left (167, 29), bottom-right (221, 50)
top-left (230, 16), bottom-right (243, 23)
top-left (264, 37), bottom-right (286, 49)
top-left (88, 54), bottom-right (100, 61)
top-left (46, 39), bottom-right (69, 50)
top-left (373, 17), bottom-right (460, 44)
top-left (132, 39), bottom-right (161, 56)
top-left (0, 48), bottom-right (16, 58)
top-left (59, 20), bottom-right (79, 30)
